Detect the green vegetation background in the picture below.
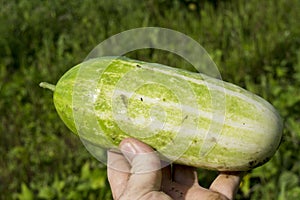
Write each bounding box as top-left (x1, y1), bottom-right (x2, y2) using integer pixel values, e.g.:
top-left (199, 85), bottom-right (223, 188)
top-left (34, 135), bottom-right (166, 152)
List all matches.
top-left (1, 0), bottom-right (300, 199)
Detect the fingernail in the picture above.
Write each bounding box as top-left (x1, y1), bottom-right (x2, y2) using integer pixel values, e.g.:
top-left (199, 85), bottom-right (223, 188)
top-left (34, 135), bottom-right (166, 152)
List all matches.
top-left (120, 142), bottom-right (137, 154)
top-left (120, 141), bottom-right (137, 162)
top-left (120, 140), bottom-right (151, 163)
top-left (120, 139), bottom-right (151, 154)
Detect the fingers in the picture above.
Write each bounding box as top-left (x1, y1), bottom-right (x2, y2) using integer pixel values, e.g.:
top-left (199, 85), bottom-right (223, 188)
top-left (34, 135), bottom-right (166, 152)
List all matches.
top-left (108, 138), bottom-right (242, 200)
top-left (162, 165), bottom-right (223, 200)
top-left (209, 171), bottom-right (243, 200)
top-left (162, 180), bottom-right (229, 200)
top-left (162, 165), bottom-right (242, 200)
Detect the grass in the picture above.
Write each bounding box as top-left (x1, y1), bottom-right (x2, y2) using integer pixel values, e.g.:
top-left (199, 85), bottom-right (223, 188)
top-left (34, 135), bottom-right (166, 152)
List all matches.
top-left (1, 0), bottom-right (300, 199)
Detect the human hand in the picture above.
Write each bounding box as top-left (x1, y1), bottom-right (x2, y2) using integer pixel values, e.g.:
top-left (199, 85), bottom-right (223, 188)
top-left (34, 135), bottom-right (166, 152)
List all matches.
top-left (107, 138), bottom-right (242, 200)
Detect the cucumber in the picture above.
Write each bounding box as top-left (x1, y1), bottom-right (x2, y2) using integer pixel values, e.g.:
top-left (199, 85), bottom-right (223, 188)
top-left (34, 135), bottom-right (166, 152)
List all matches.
top-left (40, 56), bottom-right (283, 171)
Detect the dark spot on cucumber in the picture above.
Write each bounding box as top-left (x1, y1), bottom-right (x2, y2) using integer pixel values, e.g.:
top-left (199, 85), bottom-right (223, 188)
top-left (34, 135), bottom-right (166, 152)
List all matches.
top-left (163, 98), bottom-right (166, 102)
top-left (181, 115), bottom-right (188, 123)
top-left (136, 64), bottom-right (142, 68)
top-left (248, 160), bottom-right (256, 167)
top-left (120, 94), bottom-right (128, 108)
top-left (264, 157), bottom-right (271, 163)
top-left (140, 97), bottom-right (143, 101)
top-left (256, 157), bottom-right (271, 167)
top-left (249, 156), bottom-right (272, 168)
top-left (111, 134), bottom-right (117, 142)
top-left (210, 137), bottom-right (217, 143)
top-left (170, 138), bottom-right (174, 143)
top-left (243, 122), bottom-right (245, 125)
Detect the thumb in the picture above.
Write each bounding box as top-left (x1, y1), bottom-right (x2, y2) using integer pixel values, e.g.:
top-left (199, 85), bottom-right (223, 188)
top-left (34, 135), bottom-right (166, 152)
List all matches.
top-left (118, 138), bottom-right (162, 199)
top-left (120, 138), bottom-right (162, 173)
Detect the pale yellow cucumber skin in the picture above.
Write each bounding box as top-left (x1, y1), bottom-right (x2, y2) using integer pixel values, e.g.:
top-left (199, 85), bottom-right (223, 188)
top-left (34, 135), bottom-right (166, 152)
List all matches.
top-left (52, 56), bottom-right (283, 171)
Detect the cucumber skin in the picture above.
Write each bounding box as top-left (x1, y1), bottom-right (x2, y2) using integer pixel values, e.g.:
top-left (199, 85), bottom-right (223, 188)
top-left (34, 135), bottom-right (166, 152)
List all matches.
top-left (53, 56), bottom-right (283, 171)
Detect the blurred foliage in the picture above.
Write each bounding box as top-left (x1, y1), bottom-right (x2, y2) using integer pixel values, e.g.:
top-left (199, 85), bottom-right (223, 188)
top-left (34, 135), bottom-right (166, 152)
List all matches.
top-left (1, 0), bottom-right (300, 199)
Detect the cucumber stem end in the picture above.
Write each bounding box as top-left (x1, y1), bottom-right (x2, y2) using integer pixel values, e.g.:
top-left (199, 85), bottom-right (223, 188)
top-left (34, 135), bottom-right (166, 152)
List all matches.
top-left (39, 82), bottom-right (56, 92)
